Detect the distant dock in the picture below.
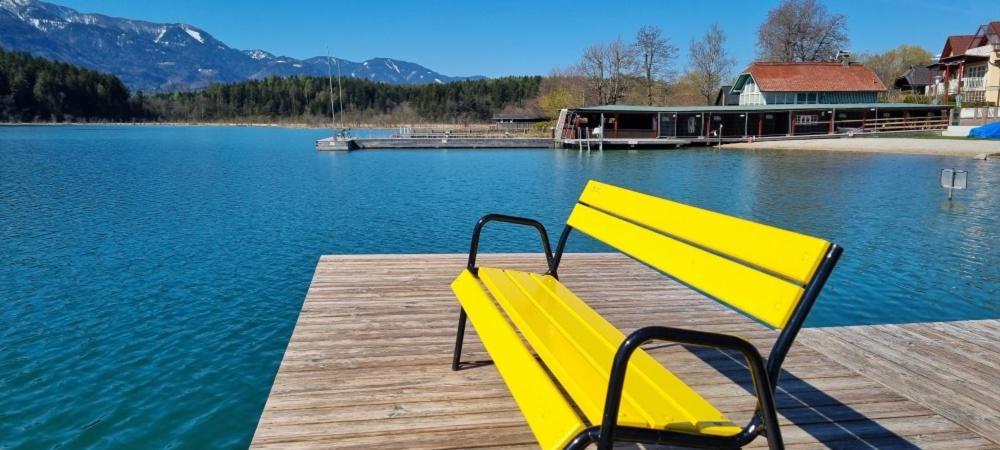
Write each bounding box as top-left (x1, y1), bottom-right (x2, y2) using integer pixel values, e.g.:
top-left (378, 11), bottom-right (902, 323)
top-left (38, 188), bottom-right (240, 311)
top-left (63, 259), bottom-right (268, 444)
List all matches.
top-left (317, 127), bottom-right (554, 150)
top-left (316, 136), bottom-right (553, 150)
top-left (251, 253), bottom-right (998, 448)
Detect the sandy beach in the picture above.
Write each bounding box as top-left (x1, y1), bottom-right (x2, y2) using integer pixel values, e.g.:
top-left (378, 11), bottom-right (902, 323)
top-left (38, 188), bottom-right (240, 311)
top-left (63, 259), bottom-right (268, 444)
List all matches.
top-left (724, 137), bottom-right (1000, 158)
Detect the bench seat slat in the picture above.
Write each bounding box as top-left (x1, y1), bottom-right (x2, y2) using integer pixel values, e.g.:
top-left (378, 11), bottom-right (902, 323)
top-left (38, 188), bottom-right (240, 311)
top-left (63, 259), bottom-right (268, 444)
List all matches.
top-left (451, 270), bottom-right (586, 450)
top-left (567, 204), bottom-right (807, 329)
top-left (478, 267), bottom-right (741, 437)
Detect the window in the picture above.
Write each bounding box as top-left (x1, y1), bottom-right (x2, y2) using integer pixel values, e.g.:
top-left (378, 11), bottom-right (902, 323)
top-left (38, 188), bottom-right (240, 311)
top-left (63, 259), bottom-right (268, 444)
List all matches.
top-left (795, 115), bottom-right (818, 125)
top-left (739, 77), bottom-right (765, 105)
top-left (767, 93), bottom-right (794, 104)
top-left (795, 93), bottom-right (819, 104)
top-left (965, 65), bottom-right (986, 78)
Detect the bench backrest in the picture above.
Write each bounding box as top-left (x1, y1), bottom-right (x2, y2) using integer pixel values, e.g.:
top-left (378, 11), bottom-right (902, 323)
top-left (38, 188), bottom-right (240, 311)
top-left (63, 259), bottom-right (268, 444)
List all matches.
top-left (566, 180), bottom-right (833, 330)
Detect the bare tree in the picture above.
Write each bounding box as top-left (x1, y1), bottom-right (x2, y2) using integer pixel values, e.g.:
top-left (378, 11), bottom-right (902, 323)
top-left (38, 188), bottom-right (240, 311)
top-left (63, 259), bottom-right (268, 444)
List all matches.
top-left (579, 37), bottom-right (637, 105)
top-left (688, 24), bottom-right (734, 104)
top-left (579, 43), bottom-right (608, 105)
top-left (757, 0), bottom-right (849, 62)
top-left (634, 25), bottom-right (678, 105)
top-left (606, 37), bottom-right (638, 104)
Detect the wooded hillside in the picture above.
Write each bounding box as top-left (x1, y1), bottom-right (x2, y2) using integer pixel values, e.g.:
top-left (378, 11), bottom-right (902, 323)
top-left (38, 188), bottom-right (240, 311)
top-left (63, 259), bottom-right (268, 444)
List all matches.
top-left (143, 75), bottom-right (542, 124)
top-left (0, 48), bottom-right (134, 122)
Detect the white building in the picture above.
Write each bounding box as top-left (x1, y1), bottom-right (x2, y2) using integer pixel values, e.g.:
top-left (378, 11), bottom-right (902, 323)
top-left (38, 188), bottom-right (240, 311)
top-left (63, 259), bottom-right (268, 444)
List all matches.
top-left (729, 62), bottom-right (886, 106)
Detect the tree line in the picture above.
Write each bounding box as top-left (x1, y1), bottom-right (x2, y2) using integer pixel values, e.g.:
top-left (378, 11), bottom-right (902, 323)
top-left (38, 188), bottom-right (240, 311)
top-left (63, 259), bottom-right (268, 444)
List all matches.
top-left (540, 0), bottom-right (936, 112)
top-left (0, 48), bottom-right (135, 122)
top-left (143, 75), bottom-right (542, 124)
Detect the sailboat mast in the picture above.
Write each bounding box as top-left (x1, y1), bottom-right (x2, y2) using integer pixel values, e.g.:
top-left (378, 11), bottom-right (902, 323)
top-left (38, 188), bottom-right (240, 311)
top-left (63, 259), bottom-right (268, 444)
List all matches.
top-left (326, 49), bottom-right (336, 130)
top-left (335, 56), bottom-right (344, 125)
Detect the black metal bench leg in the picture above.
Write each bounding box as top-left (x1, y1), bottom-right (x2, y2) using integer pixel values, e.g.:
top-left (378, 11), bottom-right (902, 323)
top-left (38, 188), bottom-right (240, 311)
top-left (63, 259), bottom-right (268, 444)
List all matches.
top-left (451, 308), bottom-right (467, 371)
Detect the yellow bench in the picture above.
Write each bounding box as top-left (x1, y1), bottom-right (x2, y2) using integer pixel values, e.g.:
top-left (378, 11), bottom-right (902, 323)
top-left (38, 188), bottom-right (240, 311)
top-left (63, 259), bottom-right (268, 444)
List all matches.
top-left (450, 180), bottom-right (843, 450)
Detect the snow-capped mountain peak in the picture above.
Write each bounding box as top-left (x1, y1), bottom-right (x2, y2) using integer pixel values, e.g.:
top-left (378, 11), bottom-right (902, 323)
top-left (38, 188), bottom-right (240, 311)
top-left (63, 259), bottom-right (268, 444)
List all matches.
top-left (0, 0), bottom-right (484, 91)
top-left (244, 49), bottom-right (274, 61)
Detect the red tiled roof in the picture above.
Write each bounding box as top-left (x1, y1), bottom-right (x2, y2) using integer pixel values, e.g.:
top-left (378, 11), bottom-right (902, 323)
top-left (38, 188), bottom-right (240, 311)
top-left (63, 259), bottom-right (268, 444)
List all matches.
top-left (941, 35), bottom-right (976, 58)
top-left (743, 62), bottom-right (886, 92)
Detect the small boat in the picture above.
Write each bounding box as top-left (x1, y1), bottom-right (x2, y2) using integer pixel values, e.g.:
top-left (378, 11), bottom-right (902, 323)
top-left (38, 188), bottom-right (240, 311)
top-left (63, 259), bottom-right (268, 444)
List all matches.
top-left (316, 51), bottom-right (351, 151)
top-left (315, 128), bottom-right (352, 151)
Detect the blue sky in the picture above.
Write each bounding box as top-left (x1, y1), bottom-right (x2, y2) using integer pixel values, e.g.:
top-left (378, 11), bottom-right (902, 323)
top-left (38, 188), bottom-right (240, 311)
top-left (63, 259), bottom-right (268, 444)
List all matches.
top-left (58, 0), bottom-right (995, 77)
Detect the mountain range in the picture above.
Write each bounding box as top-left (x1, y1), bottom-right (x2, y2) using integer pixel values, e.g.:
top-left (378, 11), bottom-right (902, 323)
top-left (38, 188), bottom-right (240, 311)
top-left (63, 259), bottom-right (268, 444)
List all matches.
top-left (0, 0), bottom-right (483, 91)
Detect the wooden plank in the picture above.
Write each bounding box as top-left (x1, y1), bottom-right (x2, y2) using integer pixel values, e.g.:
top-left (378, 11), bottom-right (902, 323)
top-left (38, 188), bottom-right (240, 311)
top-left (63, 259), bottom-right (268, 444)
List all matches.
top-left (800, 321), bottom-right (1000, 445)
top-left (252, 254), bottom-right (995, 449)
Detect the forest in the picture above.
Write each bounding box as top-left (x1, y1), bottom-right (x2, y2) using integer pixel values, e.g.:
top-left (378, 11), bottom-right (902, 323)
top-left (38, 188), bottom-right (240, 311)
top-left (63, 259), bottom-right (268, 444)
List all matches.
top-left (0, 47), bottom-right (542, 124)
top-left (143, 75), bottom-right (542, 124)
top-left (0, 48), bottom-right (134, 122)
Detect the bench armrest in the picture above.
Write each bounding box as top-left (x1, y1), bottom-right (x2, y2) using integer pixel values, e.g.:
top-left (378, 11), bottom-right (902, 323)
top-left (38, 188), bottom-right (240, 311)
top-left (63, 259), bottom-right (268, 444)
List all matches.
top-left (597, 326), bottom-right (783, 450)
top-left (466, 214), bottom-right (553, 275)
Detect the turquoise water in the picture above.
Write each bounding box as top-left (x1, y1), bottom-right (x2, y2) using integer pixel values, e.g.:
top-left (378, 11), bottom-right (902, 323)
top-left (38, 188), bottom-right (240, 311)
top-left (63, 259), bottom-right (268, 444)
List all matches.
top-left (1, 126), bottom-right (997, 448)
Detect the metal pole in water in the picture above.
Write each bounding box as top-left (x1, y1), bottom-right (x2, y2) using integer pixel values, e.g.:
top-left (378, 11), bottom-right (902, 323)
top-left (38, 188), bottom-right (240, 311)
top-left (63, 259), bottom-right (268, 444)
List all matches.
top-left (599, 113), bottom-right (604, 151)
top-left (949, 170), bottom-right (956, 200)
top-left (941, 168), bottom-right (968, 200)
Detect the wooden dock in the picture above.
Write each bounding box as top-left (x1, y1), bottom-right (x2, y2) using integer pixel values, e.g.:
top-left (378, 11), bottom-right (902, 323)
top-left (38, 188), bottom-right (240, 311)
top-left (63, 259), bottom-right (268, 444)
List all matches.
top-left (251, 253), bottom-right (999, 449)
top-left (316, 137), bottom-right (554, 151)
top-left (560, 138), bottom-right (692, 149)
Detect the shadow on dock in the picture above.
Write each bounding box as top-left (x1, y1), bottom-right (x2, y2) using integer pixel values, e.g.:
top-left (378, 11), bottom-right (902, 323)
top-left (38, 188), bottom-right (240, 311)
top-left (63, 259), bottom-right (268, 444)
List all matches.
top-left (686, 346), bottom-right (919, 449)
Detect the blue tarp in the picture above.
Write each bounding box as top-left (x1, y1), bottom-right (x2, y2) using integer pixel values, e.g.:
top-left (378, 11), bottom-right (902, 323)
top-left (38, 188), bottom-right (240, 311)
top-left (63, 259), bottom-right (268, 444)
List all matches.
top-left (969, 121), bottom-right (1000, 139)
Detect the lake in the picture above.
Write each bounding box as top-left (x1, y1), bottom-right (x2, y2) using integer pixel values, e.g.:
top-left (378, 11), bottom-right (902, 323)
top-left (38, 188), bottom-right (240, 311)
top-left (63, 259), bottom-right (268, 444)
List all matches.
top-left (1, 125), bottom-right (997, 448)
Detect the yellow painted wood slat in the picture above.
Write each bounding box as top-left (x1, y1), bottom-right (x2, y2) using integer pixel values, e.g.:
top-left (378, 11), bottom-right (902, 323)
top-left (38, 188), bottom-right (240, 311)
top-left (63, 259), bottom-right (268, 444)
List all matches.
top-left (578, 180), bottom-right (830, 285)
top-left (450, 270), bottom-right (586, 450)
top-left (497, 268), bottom-right (740, 436)
top-left (567, 204), bottom-right (805, 329)
top-left (478, 267), bottom-right (643, 426)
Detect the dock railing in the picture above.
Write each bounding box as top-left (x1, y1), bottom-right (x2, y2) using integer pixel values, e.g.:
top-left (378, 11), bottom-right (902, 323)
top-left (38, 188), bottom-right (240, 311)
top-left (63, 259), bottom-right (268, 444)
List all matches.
top-left (395, 126), bottom-right (548, 139)
top-left (860, 116), bottom-right (950, 133)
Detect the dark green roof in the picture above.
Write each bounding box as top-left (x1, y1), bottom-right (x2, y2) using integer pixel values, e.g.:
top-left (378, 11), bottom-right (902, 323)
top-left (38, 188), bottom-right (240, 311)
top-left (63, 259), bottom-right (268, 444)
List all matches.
top-left (571, 103), bottom-right (949, 113)
top-left (731, 73), bottom-right (753, 93)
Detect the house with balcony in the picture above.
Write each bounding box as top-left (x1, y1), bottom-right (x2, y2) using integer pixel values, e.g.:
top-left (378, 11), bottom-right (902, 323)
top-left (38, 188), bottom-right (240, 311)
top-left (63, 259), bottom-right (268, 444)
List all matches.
top-left (728, 62), bottom-right (886, 106)
top-left (927, 21), bottom-right (1000, 105)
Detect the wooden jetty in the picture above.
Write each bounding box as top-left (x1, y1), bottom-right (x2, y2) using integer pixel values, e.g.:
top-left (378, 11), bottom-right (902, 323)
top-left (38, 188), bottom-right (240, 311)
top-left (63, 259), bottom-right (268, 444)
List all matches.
top-left (251, 253), bottom-right (998, 449)
top-left (316, 137), bottom-right (554, 151)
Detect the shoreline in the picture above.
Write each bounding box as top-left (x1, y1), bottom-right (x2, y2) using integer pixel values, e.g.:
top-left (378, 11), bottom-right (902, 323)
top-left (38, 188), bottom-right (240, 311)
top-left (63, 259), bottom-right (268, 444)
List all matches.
top-left (5, 123), bottom-right (997, 158)
top-left (723, 137), bottom-right (1000, 158)
top-left (0, 121), bottom-right (494, 130)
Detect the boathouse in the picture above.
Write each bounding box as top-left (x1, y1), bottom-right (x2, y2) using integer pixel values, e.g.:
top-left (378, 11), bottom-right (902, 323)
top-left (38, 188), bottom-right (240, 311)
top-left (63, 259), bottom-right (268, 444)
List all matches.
top-left (558, 101), bottom-right (951, 147)
top-left (491, 113), bottom-right (549, 131)
top-left (557, 61), bottom-right (951, 147)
